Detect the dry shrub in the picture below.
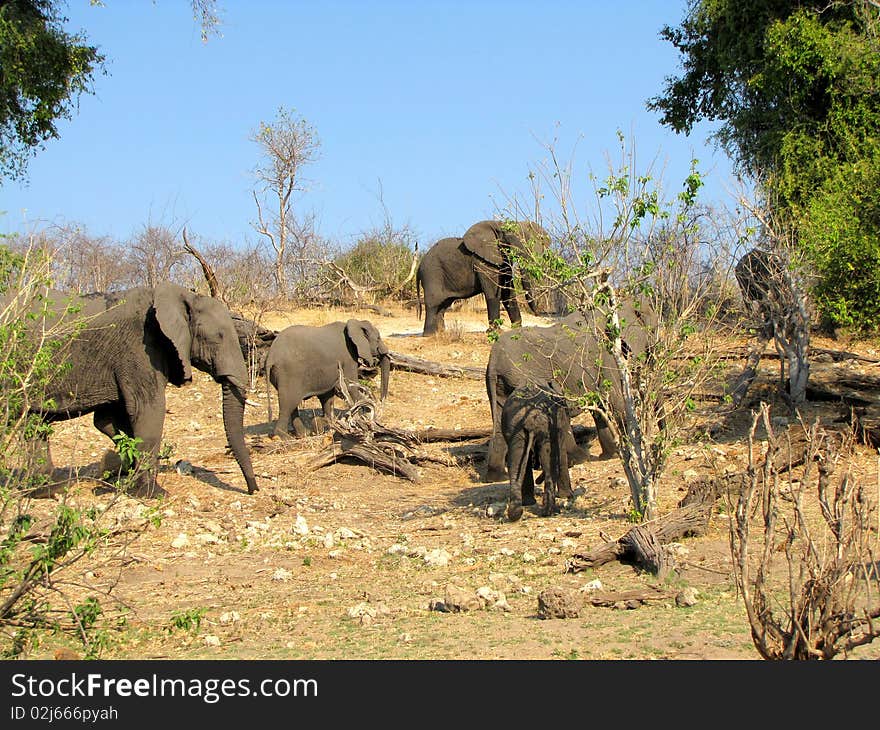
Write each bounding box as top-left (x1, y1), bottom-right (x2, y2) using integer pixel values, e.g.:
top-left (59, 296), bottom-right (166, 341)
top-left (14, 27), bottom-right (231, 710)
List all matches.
top-left (729, 403), bottom-right (880, 659)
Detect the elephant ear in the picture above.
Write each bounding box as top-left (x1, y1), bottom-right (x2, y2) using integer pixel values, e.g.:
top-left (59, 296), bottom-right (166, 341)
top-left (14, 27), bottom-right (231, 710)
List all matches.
top-left (345, 319), bottom-right (376, 366)
top-left (153, 282), bottom-right (193, 385)
top-left (462, 220), bottom-right (505, 266)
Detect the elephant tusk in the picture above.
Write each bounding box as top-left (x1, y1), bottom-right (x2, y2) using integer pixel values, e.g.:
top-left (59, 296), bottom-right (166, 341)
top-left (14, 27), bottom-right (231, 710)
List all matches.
top-left (245, 398), bottom-right (260, 408)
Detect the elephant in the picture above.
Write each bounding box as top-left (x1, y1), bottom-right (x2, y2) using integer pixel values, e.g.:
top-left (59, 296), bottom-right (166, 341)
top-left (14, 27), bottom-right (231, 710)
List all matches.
top-left (25, 282), bottom-right (259, 497)
top-left (415, 219), bottom-right (556, 336)
top-left (265, 319), bottom-right (391, 438)
top-left (483, 298), bottom-right (658, 482)
top-left (501, 383), bottom-right (573, 521)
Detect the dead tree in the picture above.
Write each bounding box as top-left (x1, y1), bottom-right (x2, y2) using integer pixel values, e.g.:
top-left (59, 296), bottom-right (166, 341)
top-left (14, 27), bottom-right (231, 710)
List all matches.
top-left (729, 404), bottom-right (880, 659)
top-left (181, 231), bottom-right (277, 385)
top-left (182, 227), bottom-right (223, 302)
top-left (730, 248), bottom-right (810, 408)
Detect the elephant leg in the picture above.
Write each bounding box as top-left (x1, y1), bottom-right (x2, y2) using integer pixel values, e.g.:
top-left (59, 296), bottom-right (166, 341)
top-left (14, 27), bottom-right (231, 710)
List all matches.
top-left (484, 430), bottom-right (508, 482)
top-left (521, 460), bottom-right (536, 507)
top-left (27, 425), bottom-right (54, 481)
top-left (423, 298), bottom-right (454, 336)
top-left (537, 438), bottom-right (557, 517)
top-left (93, 404), bottom-right (132, 478)
top-left (506, 429), bottom-right (533, 521)
top-left (273, 389), bottom-right (300, 438)
top-left (314, 393), bottom-right (335, 434)
top-left (475, 269), bottom-right (503, 330)
top-left (119, 393), bottom-right (166, 498)
top-left (555, 432), bottom-right (572, 501)
top-left (593, 411), bottom-right (618, 458)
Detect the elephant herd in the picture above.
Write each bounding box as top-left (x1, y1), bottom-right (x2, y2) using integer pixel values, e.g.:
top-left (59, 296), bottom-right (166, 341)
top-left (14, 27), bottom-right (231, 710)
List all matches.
top-left (20, 218), bottom-right (660, 521)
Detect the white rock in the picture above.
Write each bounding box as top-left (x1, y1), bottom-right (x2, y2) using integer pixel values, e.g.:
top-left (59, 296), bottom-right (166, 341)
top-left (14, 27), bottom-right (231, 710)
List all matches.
top-left (171, 533), bottom-right (189, 549)
top-left (423, 548), bottom-right (451, 567)
top-left (560, 538), bottom-right (577, 549)
top-left (323, 533), bottom-right (335, 549)
top-left (336, 527), bottom-right (358, 540)
top-left (347, 602), bottom-right (376, 620)
top-left (386, 543), bottom-right (408, 555)
top-left (548, 547), bottom-right (562, 555)
top-left (219, 611), bottom-right (240, 625)
top-left (194, 533), bottom-right (220, 545)
top-left (203, 635), bottom-right (220, 647)
top-left (499, 547), bottom-right (515, 557)
top-left (271, 568), bottom-right (292, 582)
top-left (328, 549), bottom-right (343, 559)
top-left (292, 515), bottom-right (309, 535)
top-left (579, 579), bottom-right (603, 593)
top-left (486, 502), bottom-right (507, 517)
top-left (521, 552), bottom-right (537, 563)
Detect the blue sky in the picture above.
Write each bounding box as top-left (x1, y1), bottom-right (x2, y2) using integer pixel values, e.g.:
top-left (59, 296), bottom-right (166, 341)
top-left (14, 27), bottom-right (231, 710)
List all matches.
top-left (1, 1), bottom-right (739, 250)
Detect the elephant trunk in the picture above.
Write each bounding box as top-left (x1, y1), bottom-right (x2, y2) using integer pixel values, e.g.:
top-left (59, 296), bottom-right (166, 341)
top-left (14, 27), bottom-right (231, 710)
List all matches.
top-left (221, 380), bottom-right (259, 494)
top-left (523, 275), bottom-right (554, 316)
top-left (379, 354), bottom-right (390, 401)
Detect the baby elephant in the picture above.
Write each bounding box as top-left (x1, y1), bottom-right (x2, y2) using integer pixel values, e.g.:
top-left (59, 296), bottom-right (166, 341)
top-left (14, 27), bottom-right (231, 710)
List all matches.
top-left (265, 319), bottom-right (391, 437)
top-left (501, 383), bottom-right (573, 521)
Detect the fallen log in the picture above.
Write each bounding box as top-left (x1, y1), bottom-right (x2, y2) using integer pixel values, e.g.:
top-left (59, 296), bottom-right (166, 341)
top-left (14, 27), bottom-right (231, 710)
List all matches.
top-left (308, 442), bottom-right (419, 481)
top-left (410, 423), bottom-right (597, 444)
top-left (566, 474), bottom-right (736, 578)
top-left (389, 352), bottom-right (483, 380)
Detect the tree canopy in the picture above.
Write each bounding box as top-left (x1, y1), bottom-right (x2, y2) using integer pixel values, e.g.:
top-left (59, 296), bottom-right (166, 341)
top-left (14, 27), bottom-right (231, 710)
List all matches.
top-left (649, 0), bottom-right (880, 331)
top-left (0, 0), bottom-right (221, 184)
top-left (0, 0), bottom-right (103, 182)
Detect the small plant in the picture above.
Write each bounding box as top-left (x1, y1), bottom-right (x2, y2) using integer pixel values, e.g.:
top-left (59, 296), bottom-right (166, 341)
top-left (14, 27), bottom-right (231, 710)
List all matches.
top-left (168, 607), bottom-right (207, 634)
top-left (112, 433), bottom-right (145, 472)
top-left (158, 442), bottom-right (176, 461)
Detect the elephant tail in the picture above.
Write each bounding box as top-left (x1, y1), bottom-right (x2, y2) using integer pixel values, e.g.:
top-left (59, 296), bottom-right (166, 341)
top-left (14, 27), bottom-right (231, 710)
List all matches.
top-left (264, 355), bottom-right (274, 424)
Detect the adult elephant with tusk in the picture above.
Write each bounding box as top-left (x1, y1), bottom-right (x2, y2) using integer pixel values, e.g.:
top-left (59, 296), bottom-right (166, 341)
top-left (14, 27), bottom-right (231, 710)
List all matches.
top-left (265, 319), bottom-right (391, 438)
top-left (415, 219), bottom-right (557, 336)
top-left (25, 282), bottom-right (259, 497)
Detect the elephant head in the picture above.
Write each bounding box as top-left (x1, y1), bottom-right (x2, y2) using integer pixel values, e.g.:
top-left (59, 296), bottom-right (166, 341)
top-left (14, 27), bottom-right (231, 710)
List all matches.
top-left (153, 283), bottom-right (258, 494)
top-left (344, 319), bottom-right (390, 400)
top-left (462, 219), bottom-right (556, 315)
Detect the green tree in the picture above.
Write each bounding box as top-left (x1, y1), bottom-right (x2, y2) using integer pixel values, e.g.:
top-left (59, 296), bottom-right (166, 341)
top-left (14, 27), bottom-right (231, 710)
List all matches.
top-left (0, 0), bottom-right (221, 184)
top-left (0, 0), bottom-right (103, 182)
top-left (648, 1), bottom-right (880, 331)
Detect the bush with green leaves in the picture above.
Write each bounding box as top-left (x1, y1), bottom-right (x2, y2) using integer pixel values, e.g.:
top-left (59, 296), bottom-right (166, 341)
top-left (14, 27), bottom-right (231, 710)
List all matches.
top-left (332, 232), bottom-right (417, 301)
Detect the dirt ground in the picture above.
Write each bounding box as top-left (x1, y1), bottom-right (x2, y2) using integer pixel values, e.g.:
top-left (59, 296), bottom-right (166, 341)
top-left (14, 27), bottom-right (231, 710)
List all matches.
top-left (24, 300), bottom-right (880, 660)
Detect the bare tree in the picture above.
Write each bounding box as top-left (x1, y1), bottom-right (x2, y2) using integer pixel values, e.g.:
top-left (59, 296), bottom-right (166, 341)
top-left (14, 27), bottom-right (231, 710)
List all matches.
top-left (503, 134), bottom-right (727, 521)
top-left (128, 223), bottom-right (185, 288)
top-left (730, 404), bottom-right (880, 659)
top-left (250, 106), bottom-right (321, 298)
